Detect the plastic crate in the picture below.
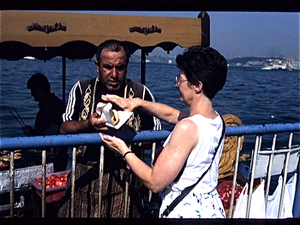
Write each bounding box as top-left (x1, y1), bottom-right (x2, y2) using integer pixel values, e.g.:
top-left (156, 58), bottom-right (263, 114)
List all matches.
top-left (0, 163), bottom-right (54, 192)
top-left (29, 169), bottom-right (71, 203)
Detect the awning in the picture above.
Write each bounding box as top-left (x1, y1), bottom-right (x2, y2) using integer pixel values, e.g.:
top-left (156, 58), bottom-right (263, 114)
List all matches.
top-left (0, 11), bottom-right (209, 60)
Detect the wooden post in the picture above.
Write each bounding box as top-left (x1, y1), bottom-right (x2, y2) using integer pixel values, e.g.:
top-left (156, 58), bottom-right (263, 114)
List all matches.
top-left (141, 49), bottom-right (146, 85)
top-left (62, 56), bottom-right (66, 105)
top-left (198, 11), bottom-right (210, 47)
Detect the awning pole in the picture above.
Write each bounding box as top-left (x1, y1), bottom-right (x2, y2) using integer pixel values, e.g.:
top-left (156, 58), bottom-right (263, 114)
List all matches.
top-left (141, 49), bottom-right (146, 85)
top-left (198, 11), bottom-right (210, 47)
top-left (62, 56), bottom-right (66, 104)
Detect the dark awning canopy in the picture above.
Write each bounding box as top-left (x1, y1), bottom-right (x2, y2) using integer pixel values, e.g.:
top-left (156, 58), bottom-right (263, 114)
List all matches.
top-left (0, 41), bottom-right (97, 61)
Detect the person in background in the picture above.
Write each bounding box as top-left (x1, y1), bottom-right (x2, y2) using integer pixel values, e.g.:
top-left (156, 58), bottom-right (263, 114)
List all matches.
top-left (23, 73), bottom-right (68, 172)
top-left (58, 39), bottom-right (161, 218)
top-left (100, 46), bottom-right (228, 218)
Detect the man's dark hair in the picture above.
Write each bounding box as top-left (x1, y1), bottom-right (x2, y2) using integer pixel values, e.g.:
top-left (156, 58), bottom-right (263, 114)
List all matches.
top-left (176, 46), bottom-right (227, 99)
top-left (27, 73), bottom-right (51, 93)
top-left (96, 39), bottom-right (131, 65)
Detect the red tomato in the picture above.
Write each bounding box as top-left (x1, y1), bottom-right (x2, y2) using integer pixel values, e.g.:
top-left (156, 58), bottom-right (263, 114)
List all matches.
top-left (46, 179), bottom-right (52, 185)
top-left (36, 178), bottom-right (42, 183)
top-left (50, 174), bottom-right (57, 180)
top-left (55, 179), bottom-right (63, 186)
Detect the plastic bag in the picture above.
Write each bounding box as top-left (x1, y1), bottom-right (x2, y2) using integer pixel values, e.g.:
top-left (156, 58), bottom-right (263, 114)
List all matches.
top-left (266, 176), bottom-right (283, 218)
top-left (293, 168), bottom-right (300, 218)
top-left (250, 179), bottom-right (265, 218)
top-left (233, 180), bottom-right (266, 218)
top-left (286, 173), bottom-right (297, 216)
top-left (232, 183), bottom-right (248, 218)
top-left (267, 174), bottom-right (297, 218)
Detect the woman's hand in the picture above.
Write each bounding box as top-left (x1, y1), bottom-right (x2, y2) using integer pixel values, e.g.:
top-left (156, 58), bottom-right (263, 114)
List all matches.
top-left (99, 133), bottom-right (129, 156)
top-left (101, 94), bottom-right (140, 112)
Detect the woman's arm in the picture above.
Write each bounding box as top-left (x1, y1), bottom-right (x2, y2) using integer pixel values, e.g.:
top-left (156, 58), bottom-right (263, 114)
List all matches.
top-left (100, 118), bottom-right (198, 193)
top-left (102, 94), bottom-right (188, 124)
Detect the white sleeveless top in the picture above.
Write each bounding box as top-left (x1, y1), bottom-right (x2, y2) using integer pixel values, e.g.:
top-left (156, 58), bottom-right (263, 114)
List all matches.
top-left (161, 113), bottom-right (224, 195)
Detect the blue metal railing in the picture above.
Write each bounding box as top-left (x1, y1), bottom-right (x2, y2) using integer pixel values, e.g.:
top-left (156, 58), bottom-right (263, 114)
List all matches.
top-left (1, 123), bottom-right (299, 150)
top-left (0, 130), bottom-right (171, 150)
top-left (0, 122), bottom-right (299, 218)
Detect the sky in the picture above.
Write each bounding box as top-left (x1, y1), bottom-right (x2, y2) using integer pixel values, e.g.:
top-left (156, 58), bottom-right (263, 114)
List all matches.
top-left (82, 11), bottom-right (300, 59)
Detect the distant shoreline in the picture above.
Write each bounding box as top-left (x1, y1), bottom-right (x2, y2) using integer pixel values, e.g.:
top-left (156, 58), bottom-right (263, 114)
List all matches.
top-left (129, 55), bottom-right (300, 70)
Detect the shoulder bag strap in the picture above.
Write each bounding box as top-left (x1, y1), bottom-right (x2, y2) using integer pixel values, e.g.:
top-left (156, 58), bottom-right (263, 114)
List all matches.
top-left (161, 116), bottom-right (226, 218)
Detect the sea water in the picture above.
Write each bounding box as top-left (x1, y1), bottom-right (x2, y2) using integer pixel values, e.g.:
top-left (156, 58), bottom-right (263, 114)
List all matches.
top-left (1, 57), bottom-right (299, 153)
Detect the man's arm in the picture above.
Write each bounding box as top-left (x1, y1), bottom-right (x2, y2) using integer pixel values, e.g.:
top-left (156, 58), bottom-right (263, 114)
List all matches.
top-left (60, 120), bottom-right (91, 134)
top-left (60, 112), bottom-right (108, 134)
top-left (60, 81), bottom-right (108, 134)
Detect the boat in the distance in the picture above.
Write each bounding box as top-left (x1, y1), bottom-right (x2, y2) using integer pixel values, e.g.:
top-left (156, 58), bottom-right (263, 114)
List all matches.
top-left (261, 59), bottom-right (293, 71)
top-left (23, 56), bottom-right (36, 60)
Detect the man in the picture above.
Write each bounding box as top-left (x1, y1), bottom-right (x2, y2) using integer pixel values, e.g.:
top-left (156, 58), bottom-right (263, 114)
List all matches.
top-left (58, 40), bottom-right (161, 218)
top-left (23, 73), bottom-right (68, 172)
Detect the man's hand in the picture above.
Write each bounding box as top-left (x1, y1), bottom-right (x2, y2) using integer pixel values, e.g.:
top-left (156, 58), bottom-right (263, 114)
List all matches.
top-left (88, 112), bottom-right (107, 131)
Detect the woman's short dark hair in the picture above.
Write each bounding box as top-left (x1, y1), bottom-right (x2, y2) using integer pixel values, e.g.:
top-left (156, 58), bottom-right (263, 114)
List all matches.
top-left (96, 39), bottom-right (131, 65)
top-left (176, 46), bottom-right (227, 99)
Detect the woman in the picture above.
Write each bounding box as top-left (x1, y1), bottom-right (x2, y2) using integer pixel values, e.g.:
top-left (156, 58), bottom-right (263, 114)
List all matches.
top-left (100, 46), bottom-right (228, 218)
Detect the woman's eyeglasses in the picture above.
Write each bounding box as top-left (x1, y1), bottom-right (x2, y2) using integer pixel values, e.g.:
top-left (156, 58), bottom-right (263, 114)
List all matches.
top-left (176, 75), bottom-right (188, 85)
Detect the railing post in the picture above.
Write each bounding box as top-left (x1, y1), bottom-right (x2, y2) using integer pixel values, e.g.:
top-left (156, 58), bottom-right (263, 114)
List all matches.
top-left (41, 150), bottom-right (47, 218)
top-left (278, 132), bottom-right (293, 218)
top-left (98, 145), bottom-right (104, 217)
top-left (228, 136), bottom-right (242, 218)
top-left (246, 135), bottom-right (262, 218)
top-left (265, 134), bottom-right (277, 211)
top-left (124, 145), bottom-right (132, 218)
top-left (9, 150), bottom-right (14, 218)
top-left (70, 147), bottom-right (77, 218)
